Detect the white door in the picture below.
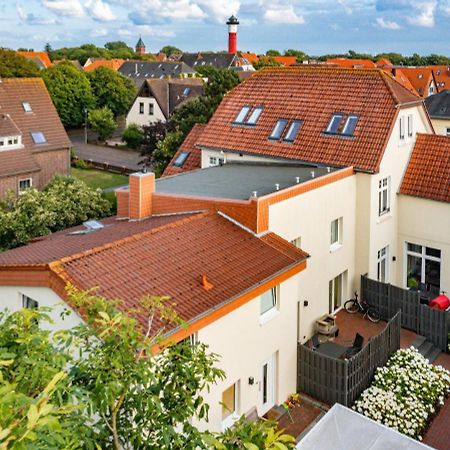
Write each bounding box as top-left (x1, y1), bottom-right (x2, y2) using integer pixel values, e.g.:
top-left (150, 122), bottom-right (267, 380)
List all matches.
top-left (260, 354), bottom-right (275, 415)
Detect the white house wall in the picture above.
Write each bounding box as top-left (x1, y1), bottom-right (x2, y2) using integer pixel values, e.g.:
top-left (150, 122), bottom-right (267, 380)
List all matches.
top-left (397, 196), bottom-right (450, 293)
top-left (126, 96), bottom-right (166, 128)
top-left (430, 118), bottom-right (450, 136)
top-left (267, 175), bottom-right (357, 340)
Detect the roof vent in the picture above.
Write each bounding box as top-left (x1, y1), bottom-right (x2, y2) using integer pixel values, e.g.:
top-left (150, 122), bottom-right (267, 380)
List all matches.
top-left (295, 176), bottom-right (300, 184)
top-left (83, 220), bottom-right (104, 231)
top-left (201, 273), bottom-right (214, 291)
top-left (327, 167), bottom-right (331, 173)
top-left (252, 190), bottom-right (258, 198)
top-left (310, 171), bottom-right (315, 178)
top-left (275, 183), bottom-right (280, 191)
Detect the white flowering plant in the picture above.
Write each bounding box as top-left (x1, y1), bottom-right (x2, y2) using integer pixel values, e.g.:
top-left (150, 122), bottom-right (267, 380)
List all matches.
top-left (353, 347), bottom-right (450, 440)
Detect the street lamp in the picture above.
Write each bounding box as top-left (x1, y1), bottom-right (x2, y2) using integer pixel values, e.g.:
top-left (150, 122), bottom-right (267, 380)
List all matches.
top-left (84, 108), bottom-right (88, 145)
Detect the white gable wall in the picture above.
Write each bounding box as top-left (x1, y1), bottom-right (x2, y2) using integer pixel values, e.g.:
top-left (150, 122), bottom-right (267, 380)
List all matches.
top-left (126, 96), bottom-right (166, 128)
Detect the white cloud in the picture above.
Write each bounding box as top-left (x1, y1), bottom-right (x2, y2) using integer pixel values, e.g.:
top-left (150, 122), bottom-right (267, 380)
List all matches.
top-left (264, 5), bottom-right (305, 24)
top-left (85, 0), bottom-right (116, 21)
top-left (136, 25), bottom-right (176, 38)
top-left (407, 1), bottom-right (436, 27)
top-left (118, 28), bottom-right (133, 36)
top-left (440, 0), bottom-right (450, 15)
top-left (41, 0), bottom-right (84, 17)
top-left (90, 27), bottom-right (108, 37)
top-left (17, 2), bottom-right (60, 25)
top-left (375, 17), bottom-right (401, 29)
top-left (196, 0), bottom-right (241, 23)
top-left (338, 0), bottom-right (353, 15)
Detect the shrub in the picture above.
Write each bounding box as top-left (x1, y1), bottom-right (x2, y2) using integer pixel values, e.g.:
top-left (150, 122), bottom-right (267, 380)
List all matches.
top-left (88, 107), bottom-right (116, 141)
top-left (122, 124), bottom-right (144, 149)
top-left (73, 158), bottom-right (90, 169)
top-left (353, 347), bottom-right (450, 440)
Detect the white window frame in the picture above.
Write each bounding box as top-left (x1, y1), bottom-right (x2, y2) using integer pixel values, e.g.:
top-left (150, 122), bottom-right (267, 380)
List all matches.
top-left (179, 333), bottom-right (198, 346)
top-left (341, 115), bottom-right (358, 136)
top-left (209, 156), bottom-right (218, 166)
top-left (407, 114), bottom-right (413, 137)
top-left (139, 102), bottom-right (144, 114)
top-left (326, 114), bottom-right (343, 134)
top-left (246, 107), bottom-right (263, 125)
top-left (377, 245), bottom-right (389, 283)
top-left (290, 236), bottom-right (301, 249)
top-left (22, 294), bottom-right (39, 309)
top-left (405, 243), bottom-right (441, 291)
top-left (329, 272), bottom-right (344, 313)
top-left (399, 116), bottom-right (405, 140)
top-left (330, 217), bottom-right (343, 252)
top-left (221, 381), bottom-right (240, 430)
top-left (18, 178), bottom-right (32, 193)
top-left (22, 102), bottom-right (32, 112)
top-left (233, 106), bottom-right (251, 124)
top-left (260, 286), bottom-right (279, 324)
top-left (148, 103), bottom-right (154, 115)
top-left (378, 177), bottom-right (391, 217)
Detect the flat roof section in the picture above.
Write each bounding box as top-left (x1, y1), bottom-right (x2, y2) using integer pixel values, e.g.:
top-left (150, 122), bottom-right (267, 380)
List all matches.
top-left (156, 163), bottom-right (339, 200)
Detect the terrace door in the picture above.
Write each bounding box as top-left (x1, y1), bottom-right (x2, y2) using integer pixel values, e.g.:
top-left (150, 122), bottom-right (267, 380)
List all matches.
top-left (260, 354), bottom-right (276, 415)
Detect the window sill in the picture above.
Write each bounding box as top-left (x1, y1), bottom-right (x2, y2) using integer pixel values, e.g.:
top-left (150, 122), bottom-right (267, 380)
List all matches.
top-left (376, 212), bottom-right (391, 224)
top-left (259, 308), bottom-right (280, 326)
top-left (222, 413), bottom-right (239, 430)
top-left (329, 243), bottom-right (343, 253)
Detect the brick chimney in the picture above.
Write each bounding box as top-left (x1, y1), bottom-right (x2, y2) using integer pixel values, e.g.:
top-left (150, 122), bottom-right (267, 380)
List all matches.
top-left (116, 172), bottom-right (155, 220)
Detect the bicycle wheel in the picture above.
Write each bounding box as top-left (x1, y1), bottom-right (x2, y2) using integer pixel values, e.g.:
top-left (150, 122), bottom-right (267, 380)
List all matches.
top-left (367, 306), bottom-right (381, 323)
top-left (344, 299), bottom-right (359, 314)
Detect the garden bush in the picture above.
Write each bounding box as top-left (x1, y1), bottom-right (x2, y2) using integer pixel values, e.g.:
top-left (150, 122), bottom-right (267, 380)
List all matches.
top-left (122, 124), bottom-right (144, 149)
top-left (353, 347), bottom-right (450, 440)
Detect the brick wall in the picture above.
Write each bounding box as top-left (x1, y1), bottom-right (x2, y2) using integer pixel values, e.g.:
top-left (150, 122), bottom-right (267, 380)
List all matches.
top-left (33, 148), bottom-right (70, 189)
top-left (0, 171), bottom-right (39, 198)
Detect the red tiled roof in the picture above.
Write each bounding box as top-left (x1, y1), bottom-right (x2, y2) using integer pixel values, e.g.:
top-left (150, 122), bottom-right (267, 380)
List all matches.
top-left (430, 65), bottom-right (450, 92)
top-left (375, 59), bottom-right (393, 67)
top-left (240, 52), bottom-right (259, 64)
top-left (400, 68), bottom-right (435, 97)
top-left (196, 66), bottom-right (421, 173)
top-left (400, 133), bottom-right (450, 203)
top-left (162, 124), bottom-right (206, 177)
top-left (0, 149), bottom-right (40, 178)
top-left (326, 58), bottom-right (376, 68)
top-left (382, 68), bottom-right (418, 95)
top-left (17, 51), bottom-right (52, 69)
top-left (84, 59), bottom-right (125, 72)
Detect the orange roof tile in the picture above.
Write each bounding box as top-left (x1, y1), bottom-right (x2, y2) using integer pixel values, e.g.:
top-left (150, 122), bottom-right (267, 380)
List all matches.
top-left (326, 58), bottom-right (376, 69)
top-left (430, 65), bottom-right (450, 92)
top-left (84, 59), bottom-right (125, 72)
top-left (162, 123), bottom-right (206, 177)
top-left (400, 133), bottom-right (450, 203)
top-left (240, 52), bottom-right (259, 64)
top-left (17, 51), bottom-right (52, 69)
top-left (196, 66), bottom-right (421, 173)
top-left (272, 56), bottom-right (298, 66)
top-left (375, 59), bottom-right (393, 67)
top-left (400, 67), bottom-right (435, 97)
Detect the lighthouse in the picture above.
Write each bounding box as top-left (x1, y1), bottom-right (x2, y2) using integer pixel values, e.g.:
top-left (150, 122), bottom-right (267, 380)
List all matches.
top-left (226, 15), bottom-right (239, 54)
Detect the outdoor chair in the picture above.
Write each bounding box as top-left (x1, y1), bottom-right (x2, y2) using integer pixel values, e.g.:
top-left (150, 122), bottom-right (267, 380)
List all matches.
top-left (343, 333), bottom-right (364, 359)
top-left (311, 334), bottom-right (321, 350)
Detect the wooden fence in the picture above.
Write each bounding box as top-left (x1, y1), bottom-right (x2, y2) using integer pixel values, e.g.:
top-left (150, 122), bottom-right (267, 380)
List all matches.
top-left (361, 275), bottom-right (450, 351)
top-left (297, 312), bottom-right (401, 407)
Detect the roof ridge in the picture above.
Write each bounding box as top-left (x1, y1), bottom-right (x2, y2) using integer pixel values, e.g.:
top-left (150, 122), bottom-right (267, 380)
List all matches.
top-left (379, 70), bottom-right (421, 104)
top-left (50, 211), bottom-right (212, 268)
top-left (254, 66), bottom-right (385, 76)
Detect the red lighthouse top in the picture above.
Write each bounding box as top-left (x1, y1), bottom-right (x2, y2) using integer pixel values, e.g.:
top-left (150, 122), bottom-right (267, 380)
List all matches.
top-left (227, 15), bottom-right (239, 54)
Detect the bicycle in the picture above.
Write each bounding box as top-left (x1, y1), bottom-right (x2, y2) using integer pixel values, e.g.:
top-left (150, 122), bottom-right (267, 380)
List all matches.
top-left (344, 292), bottom-right (381, 323)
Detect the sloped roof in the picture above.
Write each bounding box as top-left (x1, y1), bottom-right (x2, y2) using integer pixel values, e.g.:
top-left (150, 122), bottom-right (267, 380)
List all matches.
top-left (400, 133), bottom-right (450, 203)
top-left (0, 114), bottom-right (21, 137)
top-left (258, 56), bottom-right (298, 66)
top-left (84, 59), bottom-right (125, 72)
top-left (240, 52), bottom-right (259, 64)
top-left (326, 58), bottom-right (377, 68)
top-left (180, 52), bottom-right (236, 70)
top-left (196, 66), bottom-right (421, 173)
top-left (17, 51), bottom-right (52, 69)
top-left (431, 65), bottom-right (450, 92)
top-left (382, 67), bottom-right (418, 95)
top-left (400, 67), bottom-right (435, 97)
top-left (0, 149), bottom-right (40, 178)
top-left (162, 123), bottom-right (206, 177)
top-left (118, 61), bottom-right (195, 88)
top-left (425, 90), bottom-right (450, 119)
top-left (0, 212), bottom-right (308, 335)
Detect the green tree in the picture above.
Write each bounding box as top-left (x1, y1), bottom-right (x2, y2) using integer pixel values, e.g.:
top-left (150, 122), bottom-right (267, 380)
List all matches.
top-left (254, 58), bottom-right (283, 70)
top-left (42, 61), bottom-right (95, 127)
top-left (122, 124), bottom-right (145, 149)
top-left (284, 49), bottom-right (308, 62)
top-left (87, 66), bottom-right (136, 117)
top-left (151, 130), bottom-right (185, 176)
top-left (266, 49), bottom-right (281, 56)
top-left (0, 49), bottom-right (40, 77)
top-left (196, 66), bottom-right (240, 107)
top-left (88, 107), bottom-right (116, 141)
top-left (160, 45), bottom-right (183, 56)
top-left (104, 41), bottom-right (131, 51)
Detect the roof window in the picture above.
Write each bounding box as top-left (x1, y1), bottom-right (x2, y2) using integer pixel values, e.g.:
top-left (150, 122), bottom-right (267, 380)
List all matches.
top-left (341, 115), bottom-right (358, 136)
top-left (173, 151), bottom-right (189, 167)
top-left (31, 131), bottom-right (47, 144)
top-left (22, 102), bottom-right (32, 112)
top-left (326, 114), bottom-right (344, 134)
top-left (246, 107), bottom-right (263, 125)
top-left (182, 87), bottom-right (191, 96)
top-left (269, 119), bottom-right (288, 140)
top-left (234, 106), bottom-right (251, 124)
top-left (283, 120), bottom-right (302, 142)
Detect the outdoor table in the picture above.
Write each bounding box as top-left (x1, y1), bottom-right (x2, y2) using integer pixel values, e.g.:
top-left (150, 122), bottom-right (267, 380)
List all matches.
top-left (316, 342), bottom-right (347, 359)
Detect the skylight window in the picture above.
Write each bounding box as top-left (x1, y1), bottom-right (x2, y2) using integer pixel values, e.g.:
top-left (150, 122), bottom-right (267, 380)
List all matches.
top-left (174, 151), bottom-right (189, 167)
top-left (182, 87), bottom-right (191, 96)
top-left (326, 114), bottom-right (344, 134)
top-left (269, 119), bottom-right (288, 140)
top-left (22, 102), bottom-right (32, 112)
top-left (246, 107), bottom-right (263, 125)
top-left (341, 115), bottom-right (358, 136)
top-left (234, 106), bottom-right (251, 124)
top-left (283, 120), bottom-right (302, 142)
top-left (31, 131), bottom-right (47, 144)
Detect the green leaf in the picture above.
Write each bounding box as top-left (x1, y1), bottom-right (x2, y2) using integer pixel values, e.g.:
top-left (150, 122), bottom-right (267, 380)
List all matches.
top-left (27, 404), bottom-right (39, 430)
top-left (243, 443), bottom-right (260, 450)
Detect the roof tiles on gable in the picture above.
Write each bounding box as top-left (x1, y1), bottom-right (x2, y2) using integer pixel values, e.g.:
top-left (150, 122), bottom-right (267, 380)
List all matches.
top-left (196, 66), bottom-right (421, 173)
top-left (400, 133), bottom-right (450, 203)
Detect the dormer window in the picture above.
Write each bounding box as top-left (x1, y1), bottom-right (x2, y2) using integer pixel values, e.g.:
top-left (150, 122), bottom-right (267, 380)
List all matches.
top-left (246, 107), bottom-right (263, 125)
top-left (31, 131), bottom-right (47, 144)
top-left (326, 114), bottom-right (344, 134)
top-left (22, 102), bottom-right (32, 112)
top-left (283, 120), bottom-right (302, 142)
top-left (269, 119), bottom-right (288, 140)
top-left (341, 115), bottom-right (358, 136)
top-left (0, 135), bottom-right (21, 150)
top-left (234, 106), bottom-right (251, 124)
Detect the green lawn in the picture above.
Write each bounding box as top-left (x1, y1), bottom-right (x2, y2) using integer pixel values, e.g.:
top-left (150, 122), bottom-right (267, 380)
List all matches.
top-left (71, 168), bottom-right (128, 191)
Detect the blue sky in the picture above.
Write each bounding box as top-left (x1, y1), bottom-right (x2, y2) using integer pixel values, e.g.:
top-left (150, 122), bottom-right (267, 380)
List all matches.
top-left (1, 1), bottom-right (450, 56)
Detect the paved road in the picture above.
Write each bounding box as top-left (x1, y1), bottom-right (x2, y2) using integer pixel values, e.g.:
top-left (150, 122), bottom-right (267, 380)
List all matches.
top-left (68, 130), bottom-right (143, 172)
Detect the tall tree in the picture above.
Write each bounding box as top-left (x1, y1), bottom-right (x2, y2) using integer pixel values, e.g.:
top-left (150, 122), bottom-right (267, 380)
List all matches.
top-left (0, 49), bottom-right (40, 77)
top-left (87, 66), bottom-right (136, 117)
top-left (42, 61), bottom-right (95, 127)
top-left (160, 45), bottom-right (183, 56)
top-left (266, 49), bottom-right (281, 56)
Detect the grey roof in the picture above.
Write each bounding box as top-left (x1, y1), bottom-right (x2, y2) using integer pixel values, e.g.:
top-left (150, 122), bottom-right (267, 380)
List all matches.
top-left (180, 53), bottom-right (236, 70)
top-left (118, 61), bottom-right (195, 88)
top-left (425, 90), bottom-right (450, 119)
top-left (156, 163), bottom-right (338, 200)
